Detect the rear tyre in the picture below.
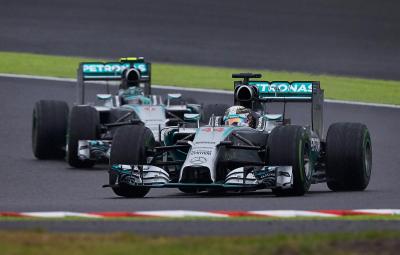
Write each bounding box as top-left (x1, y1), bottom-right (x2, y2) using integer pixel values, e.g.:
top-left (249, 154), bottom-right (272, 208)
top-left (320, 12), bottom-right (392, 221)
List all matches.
top-left (267, 126), bottom-right (312, 196)
top-left (326, 123), bottom-right (372, 191)
top-left (109, 125), bottom-right (155, 198)
top-left (201, 104), bottom-right (229, 124)
top-left (67, 106), bottom-right (99, 168)
top-left (32, 100), bottom-right (69, 159)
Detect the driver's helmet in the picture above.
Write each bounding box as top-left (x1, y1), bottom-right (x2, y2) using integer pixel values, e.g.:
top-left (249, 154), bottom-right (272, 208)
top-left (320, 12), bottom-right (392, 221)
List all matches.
top-left (223, 106), bottom-right (252, 127)
top-left (120, 68), bottom-right (141, 89)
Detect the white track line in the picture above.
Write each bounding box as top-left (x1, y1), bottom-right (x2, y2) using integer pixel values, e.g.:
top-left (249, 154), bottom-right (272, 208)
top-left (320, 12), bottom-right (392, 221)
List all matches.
top-left (6, 209), bottom-right (400, 218)
top-left (250, 210), bottom-right (339, 217)
top-left (353, 209), bottom-right (400, 215)
top-left (0, 73), bottom-right (399, 109)
top-left (135, 210), bottom-right (229, 218)
top-left (21, 211), bottom-right (101, 218)
top-left (0, 73), bottom-right (75, 82)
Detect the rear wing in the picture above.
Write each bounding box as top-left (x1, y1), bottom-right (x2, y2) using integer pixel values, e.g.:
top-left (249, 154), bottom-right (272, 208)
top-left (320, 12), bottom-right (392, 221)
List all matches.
top-left (248, 81), bottom-right (314, 102)
top-left (77, 57), bottom-right (151, 104)
top-left (232, 73), bottom-right (324, 138)
top-left (80, 59), bottom-right (151, 81)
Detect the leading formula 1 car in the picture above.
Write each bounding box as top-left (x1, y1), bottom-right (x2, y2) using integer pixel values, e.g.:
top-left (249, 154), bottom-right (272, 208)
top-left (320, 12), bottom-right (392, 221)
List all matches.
top-left (32, 57), bottom-right (201, 168)
top-left (105, 73), bottom-right (372, 197)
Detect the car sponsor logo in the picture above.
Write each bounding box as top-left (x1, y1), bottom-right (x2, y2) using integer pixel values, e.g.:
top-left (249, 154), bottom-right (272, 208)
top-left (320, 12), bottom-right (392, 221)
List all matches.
top-left (83, 63), bottom-right (131, 73)
top-left (250, 82), bottom-right (313, 94)
top-left (201, 127), bottom-right (224, 132)
top-left (195, 141), bottom-right (216, 145)
top-left (255, 170), bottom-right (276, 181)
top-left (134, 63), bottom-right (147, 73)
top-left (143, 106), bottom-right (156, 111)
top-left (83, 63), bottom-right (147, 74)
top-left (190, 157), bottom-right (207, 164)
top-left (190, 149), bottom-right (212, 156)
top-left (311, 137), bottom-right (320, 151)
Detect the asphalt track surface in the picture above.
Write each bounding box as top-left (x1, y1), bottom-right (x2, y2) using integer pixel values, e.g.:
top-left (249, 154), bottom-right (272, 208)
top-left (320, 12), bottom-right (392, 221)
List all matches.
top-left (1, 0), bottom-right (400, 80)
top-left (1, 0), bottom-right (399, 236)
top-left (0, 76), bottom-right (400, 235)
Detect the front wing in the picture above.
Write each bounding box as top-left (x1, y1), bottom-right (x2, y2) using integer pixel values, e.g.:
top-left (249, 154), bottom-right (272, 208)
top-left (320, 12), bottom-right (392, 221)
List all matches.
top-left (105, 164), bottom-right (293, 191)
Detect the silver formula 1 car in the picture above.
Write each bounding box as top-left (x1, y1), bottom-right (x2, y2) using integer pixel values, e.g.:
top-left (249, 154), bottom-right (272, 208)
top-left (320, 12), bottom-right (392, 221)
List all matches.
top-left (106, 73), bottom-right (372, 197)
top-left (32, 57), bottom-right (201, 168)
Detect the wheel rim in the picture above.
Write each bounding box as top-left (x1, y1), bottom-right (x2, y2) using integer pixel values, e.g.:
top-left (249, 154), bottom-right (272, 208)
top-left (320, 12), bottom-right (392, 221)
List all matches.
top-left (303, 143), bottom-right (311, 180)
top-left (304, 153), bottom-right (311, 179)
top-left (364, 140), bottom-right (372, 178)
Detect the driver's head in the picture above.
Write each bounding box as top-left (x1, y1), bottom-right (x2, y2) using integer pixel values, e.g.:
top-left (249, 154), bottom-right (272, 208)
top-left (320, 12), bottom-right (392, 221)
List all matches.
top-left (120, 68), bottom-right (140, 89)
top-left (224, 106), bottom-right (253, 127)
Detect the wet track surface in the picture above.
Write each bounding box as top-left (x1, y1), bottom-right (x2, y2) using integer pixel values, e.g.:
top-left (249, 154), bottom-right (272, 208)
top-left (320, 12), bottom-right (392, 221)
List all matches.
top-left (1, 0), bottom-right (400, 79)
top-left (1, 77), bottom-right (400, 234)
top-left (1, 77), bottom-right (399, 212)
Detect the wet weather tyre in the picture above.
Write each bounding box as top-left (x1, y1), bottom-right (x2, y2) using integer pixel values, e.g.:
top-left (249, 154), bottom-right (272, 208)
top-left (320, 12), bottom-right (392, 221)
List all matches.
top-left (201, 104), bottom-right (229, 124)
top-left (32, 100), bottom-right (69, 159)
top-left (267, 125), bottom-right (312, 196)
top-left (326, 123), bottom-right (372, 191)
top-left (67, 106), bottom-right (99, 168)
top-left (109, 125), bottom-right (155, 198)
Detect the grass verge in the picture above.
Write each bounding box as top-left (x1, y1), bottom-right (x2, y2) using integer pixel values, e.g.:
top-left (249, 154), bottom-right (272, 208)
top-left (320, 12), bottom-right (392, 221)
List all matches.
top-left (1, 230), bottom-right (399, 255)
top-left (0, 51), bottom-right (399, 105)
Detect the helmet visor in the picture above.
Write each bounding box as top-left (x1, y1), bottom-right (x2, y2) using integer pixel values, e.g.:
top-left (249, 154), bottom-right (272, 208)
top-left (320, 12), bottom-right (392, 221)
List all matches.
top-left (225, 115), bottom-right (248, 126)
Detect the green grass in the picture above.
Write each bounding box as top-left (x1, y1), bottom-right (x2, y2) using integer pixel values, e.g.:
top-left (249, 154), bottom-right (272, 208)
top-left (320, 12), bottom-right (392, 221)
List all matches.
top-left (1, 230), bottom-right (399, 255)
top-left (1, 51), bottom-right (400, 105)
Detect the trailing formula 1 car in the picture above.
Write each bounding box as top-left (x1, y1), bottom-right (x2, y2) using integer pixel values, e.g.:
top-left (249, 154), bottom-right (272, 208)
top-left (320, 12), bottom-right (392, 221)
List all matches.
top-left (106, 73), bottom-right (372, 197)
top-left (32, 57), bottom-right (201, 168)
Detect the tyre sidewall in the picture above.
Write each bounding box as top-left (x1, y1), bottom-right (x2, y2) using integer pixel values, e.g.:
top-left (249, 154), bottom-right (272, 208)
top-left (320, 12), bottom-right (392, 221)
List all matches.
top-left (67, 106), bottom-right (99, 168)
top-left (32, 100), bottom-right (69, 159)
top-left (268, 126), bottom-right (312, 196)
top-left (326, 123), bottom-right (372, 191)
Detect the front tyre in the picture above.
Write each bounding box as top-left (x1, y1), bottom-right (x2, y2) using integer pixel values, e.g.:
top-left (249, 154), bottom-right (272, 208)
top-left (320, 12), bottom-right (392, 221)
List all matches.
top-left (67, 106), bottom-right (99, 168)
top-left (326, 123), bottom-right (372, 191)
top-left (267, 125), bottom-right (312, 196)
top-left (109, 125), bottom-right (155, 198)
top-left (32, 100), bottom-right (69, 159)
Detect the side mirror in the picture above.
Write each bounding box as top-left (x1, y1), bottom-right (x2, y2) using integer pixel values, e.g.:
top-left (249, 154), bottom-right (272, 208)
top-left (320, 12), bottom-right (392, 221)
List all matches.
top-left (167, 93), bottom-right (182, 106)
top-left (184, 113), bottom-right (200, 122)
top-left (96, 94), bottom-right (113, 107)
top-left (263, 114), bottom-right (283, 121)
top-left (184, 113), bottom-right (200, 128)
top-left (168, 93), bottom-right (182, 99)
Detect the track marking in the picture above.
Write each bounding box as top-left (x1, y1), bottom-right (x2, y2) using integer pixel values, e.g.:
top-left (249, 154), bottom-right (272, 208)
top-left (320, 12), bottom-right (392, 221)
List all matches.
top-left (135, 210), bottom-right (229, 218)
top-left (2, 209), bottom-right (400, 219)
top-left (20, 212), bottom-right (102, 218)
top-left (249, 210), bottom-right (339, 217)
top-left (1, 73), bottom-right (399, 109)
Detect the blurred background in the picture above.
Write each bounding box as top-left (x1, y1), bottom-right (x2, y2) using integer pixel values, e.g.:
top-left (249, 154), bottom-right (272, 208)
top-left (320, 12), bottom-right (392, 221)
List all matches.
top-left (1, 0), bottom-right (399, 79)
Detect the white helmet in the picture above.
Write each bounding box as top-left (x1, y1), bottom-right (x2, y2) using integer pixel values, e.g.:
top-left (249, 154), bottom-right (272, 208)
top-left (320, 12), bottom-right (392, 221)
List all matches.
top-left (223, 106), bottom-right (252, 127)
